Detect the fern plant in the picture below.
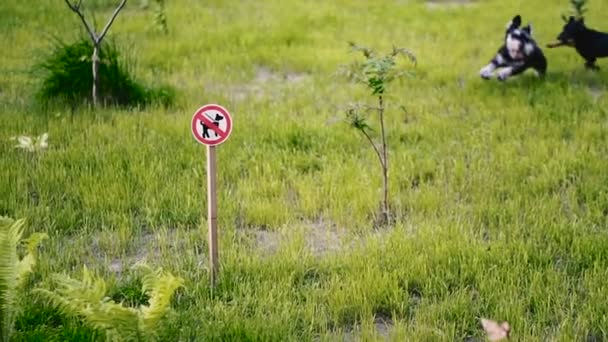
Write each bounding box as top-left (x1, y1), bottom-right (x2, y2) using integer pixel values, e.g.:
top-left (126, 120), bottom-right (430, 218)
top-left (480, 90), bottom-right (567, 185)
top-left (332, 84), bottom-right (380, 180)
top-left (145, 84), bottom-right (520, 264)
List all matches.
top-left (35, 264), bottom-right (184, 342)
top-left (0, 216), bottom-right (48, 342)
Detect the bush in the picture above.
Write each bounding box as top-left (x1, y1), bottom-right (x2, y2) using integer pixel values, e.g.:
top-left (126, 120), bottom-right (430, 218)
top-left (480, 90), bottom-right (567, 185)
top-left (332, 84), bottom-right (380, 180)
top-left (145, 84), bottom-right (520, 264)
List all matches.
top-left (36, 37), bottom-right (175, 108)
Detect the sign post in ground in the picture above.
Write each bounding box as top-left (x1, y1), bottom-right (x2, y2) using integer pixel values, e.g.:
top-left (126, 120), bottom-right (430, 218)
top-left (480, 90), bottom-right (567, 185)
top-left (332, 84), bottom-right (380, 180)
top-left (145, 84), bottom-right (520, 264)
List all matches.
top-left (191, 104), bottom-right (233, 286)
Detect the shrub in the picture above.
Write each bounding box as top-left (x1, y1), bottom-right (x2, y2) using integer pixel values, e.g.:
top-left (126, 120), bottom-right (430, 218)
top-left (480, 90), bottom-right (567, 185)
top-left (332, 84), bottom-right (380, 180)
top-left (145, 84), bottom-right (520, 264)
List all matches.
top-left (35, 37), bottom-right (175, 108)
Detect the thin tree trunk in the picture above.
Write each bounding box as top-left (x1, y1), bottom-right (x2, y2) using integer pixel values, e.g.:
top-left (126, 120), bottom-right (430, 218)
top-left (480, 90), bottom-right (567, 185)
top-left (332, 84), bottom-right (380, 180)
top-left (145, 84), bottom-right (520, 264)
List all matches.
top-left (378, 95), bottom-right (389, 223)
top-left (92, 44), bottom-right (100, 107)
top-left (64, 0), bottom-right (127, 108)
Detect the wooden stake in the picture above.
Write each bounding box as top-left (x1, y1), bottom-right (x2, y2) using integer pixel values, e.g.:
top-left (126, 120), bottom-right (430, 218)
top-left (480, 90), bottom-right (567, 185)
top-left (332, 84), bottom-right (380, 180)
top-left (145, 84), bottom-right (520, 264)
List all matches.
top-left (207, 145), bottom-right (218, 286)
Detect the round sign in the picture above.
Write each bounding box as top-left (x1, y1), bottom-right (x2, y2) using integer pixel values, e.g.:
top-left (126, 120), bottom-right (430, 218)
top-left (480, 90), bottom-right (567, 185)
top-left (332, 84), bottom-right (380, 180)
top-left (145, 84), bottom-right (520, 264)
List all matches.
top-left (191, 104), bottom-right (233, 146)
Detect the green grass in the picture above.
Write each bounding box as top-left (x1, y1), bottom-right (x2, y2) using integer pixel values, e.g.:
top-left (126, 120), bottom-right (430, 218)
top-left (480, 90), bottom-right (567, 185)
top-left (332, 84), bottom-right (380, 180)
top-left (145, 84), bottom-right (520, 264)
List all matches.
top-left (2, 0), bottom-right (608, 340)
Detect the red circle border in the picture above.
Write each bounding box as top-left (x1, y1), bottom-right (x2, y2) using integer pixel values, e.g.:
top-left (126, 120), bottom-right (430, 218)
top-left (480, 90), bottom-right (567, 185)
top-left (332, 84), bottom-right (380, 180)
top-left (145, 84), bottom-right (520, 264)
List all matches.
top-left (191, 104), bottom-right (233, 146)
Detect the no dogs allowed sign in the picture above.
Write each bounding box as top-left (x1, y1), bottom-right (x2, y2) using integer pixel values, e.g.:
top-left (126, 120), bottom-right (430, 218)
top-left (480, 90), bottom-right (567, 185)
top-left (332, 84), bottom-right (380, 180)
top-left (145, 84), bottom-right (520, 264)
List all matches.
top-left (191, 103), bottom-right (233, 287)
top-left (191, 104), bottom-right (233, 146)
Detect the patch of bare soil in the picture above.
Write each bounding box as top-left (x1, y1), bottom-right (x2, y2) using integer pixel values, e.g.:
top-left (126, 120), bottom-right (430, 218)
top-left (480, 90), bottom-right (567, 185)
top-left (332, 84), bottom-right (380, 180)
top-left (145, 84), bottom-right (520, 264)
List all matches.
top-left (340, 314), bottom-right (395, 341)
top-left (97, 228), bottom-right (204, 275)
top-left (245, 220), bottom-right (344, 257)
top-left (588, 84), bottom-right (604, 103)
top-left (228, 66), bottom-right (309, 102)
top-left (243, 219), bottom-right (397, 258)
top-left (374, 315), bottom-right (395, 340)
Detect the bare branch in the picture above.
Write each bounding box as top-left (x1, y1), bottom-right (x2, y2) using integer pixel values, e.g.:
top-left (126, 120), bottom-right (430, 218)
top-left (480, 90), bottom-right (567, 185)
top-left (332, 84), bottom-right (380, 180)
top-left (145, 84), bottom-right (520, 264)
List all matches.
top-left (359, 128), bottom-right (385, 169)
top-left (64, 0), bottom-right (98, 43)
top-left (392, 46), bottom-right (417, 65)
top-left (348, 41), bottom-right (374, 58)
top-left (98, 0), bottom-right (127, 43)
top-left (64, 0), bottom-right (76, 10)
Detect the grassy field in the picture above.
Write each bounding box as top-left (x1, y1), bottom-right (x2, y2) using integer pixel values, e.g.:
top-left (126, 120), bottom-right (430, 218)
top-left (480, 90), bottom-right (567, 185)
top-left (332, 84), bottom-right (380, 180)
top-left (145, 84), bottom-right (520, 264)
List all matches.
top-left (2, 0), bottom-right (608, 340)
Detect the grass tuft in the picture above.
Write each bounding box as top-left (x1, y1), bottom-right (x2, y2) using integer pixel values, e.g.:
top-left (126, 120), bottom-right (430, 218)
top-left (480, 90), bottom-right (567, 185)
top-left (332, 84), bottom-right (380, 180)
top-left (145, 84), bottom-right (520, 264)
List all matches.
top-left (35, 36), bottom-right (175, 109)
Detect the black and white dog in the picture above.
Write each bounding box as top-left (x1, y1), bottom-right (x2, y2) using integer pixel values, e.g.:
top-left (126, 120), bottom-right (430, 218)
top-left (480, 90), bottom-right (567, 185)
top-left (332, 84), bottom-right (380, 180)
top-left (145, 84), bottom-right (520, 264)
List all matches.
top-left (547, 16), bottom-right (608, 70)
top-left (480, 15), bottom-right (547, 81)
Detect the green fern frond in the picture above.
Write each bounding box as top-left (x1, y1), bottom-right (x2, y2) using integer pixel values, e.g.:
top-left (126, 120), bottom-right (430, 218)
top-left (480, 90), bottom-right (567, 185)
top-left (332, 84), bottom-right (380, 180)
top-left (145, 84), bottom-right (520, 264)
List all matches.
top-left (0, 218), bottom-right (46, 342)
top-left (36, 287), bottom-right (140, 341)
top-left (16, 232), bottom-right (48, 288)
top-left (0, 218), bottom-right (22, 342)
top-left (138, 266), bottom-right (184, 333)
top-left (0, 217), bottom-right (14, 227)
top-left (50, 266), bottom-right (107, 304)
top-left (36, 264), bottom-right (184, 341)
top-left (36, 266), bottom-right (141, 341)
top-left (24, 232), bottom-right (48, 256)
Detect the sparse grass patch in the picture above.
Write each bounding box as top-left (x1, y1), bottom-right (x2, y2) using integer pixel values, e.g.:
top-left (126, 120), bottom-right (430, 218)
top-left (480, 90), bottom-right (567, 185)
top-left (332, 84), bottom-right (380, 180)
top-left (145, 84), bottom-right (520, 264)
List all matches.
top-left (12, 302), bottom-right (99, 342)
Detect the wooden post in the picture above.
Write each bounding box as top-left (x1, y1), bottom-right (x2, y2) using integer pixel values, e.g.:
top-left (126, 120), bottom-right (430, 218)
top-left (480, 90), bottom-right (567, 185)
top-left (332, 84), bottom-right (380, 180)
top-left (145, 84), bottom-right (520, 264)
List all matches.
top-left (207, 145), bottom-right (219, 286)
top-left (192, 104), bottom-right (232, 287)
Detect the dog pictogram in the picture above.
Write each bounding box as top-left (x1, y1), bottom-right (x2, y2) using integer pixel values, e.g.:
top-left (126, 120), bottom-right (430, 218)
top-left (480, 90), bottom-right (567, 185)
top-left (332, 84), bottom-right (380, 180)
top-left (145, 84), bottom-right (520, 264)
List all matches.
top-left (201, 113), bottom-right (224, 138)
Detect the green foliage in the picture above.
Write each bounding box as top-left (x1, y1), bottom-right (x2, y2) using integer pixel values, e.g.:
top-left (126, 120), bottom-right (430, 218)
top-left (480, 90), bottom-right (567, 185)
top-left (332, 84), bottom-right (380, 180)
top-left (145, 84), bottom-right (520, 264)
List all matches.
top-left (0, 217), bottom-right (47, 342)
top-left (111, 278), bottom-right (149, 308)
top-left (13, 303), bottom-right (99, 342)
top-left (344, 42), bottom-right (416, 96)
top-left (152, 0), bottom-right (169, 34)
top-left (341, 42), bottom-right (416, 224)
top-left (346, 105), bottom-right (373, 133)
top-left (35, 264), bottom-right (184, 342)
top-left (35, 37), bottom-right (175, 108)
top-left (570, 0), bottom-right (588, 19)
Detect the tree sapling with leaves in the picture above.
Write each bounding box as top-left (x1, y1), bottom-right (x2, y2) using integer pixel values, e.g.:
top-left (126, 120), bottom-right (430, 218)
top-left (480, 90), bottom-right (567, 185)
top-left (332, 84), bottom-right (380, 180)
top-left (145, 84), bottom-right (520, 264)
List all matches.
top-left (340, 42), bottom-right (416, 225)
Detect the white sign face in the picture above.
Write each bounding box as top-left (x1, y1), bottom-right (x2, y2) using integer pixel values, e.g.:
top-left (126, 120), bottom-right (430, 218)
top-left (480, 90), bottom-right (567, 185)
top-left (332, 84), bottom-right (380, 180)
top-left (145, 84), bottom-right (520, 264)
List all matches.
top-left (191, 104), bottom-right (233, 146)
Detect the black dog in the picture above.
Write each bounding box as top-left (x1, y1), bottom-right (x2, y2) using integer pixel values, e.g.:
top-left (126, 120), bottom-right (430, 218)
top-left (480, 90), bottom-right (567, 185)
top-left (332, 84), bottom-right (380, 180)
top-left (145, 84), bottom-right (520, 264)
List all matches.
top-left (480, 15), bottom-right (547, 81)
top-left (200, 114), bottom-right (224, 139)
top-left (547, 16), bottom-right (608, 70)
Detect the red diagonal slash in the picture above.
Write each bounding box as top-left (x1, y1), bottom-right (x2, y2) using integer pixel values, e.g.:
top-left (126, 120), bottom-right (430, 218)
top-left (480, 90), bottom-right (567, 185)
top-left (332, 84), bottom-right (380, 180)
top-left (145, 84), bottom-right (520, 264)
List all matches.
top-left (198, 112), bottom-right (226, 138)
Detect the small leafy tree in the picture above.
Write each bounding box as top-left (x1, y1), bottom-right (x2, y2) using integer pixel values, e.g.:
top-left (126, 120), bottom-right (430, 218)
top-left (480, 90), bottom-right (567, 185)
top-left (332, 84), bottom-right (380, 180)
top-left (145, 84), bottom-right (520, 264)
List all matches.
top-left (64, 0), bottom-right (127, 107)
top-left (0, 217), bottom-right (48, 342)
top-left (570, 0), bottom-right (587, 18)
top-left (35, 264), bottom-right (184, 342)
top-left (562, 0), bottom-right (588, 21)
top-left (340, 42), bottom-right (416, 225)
